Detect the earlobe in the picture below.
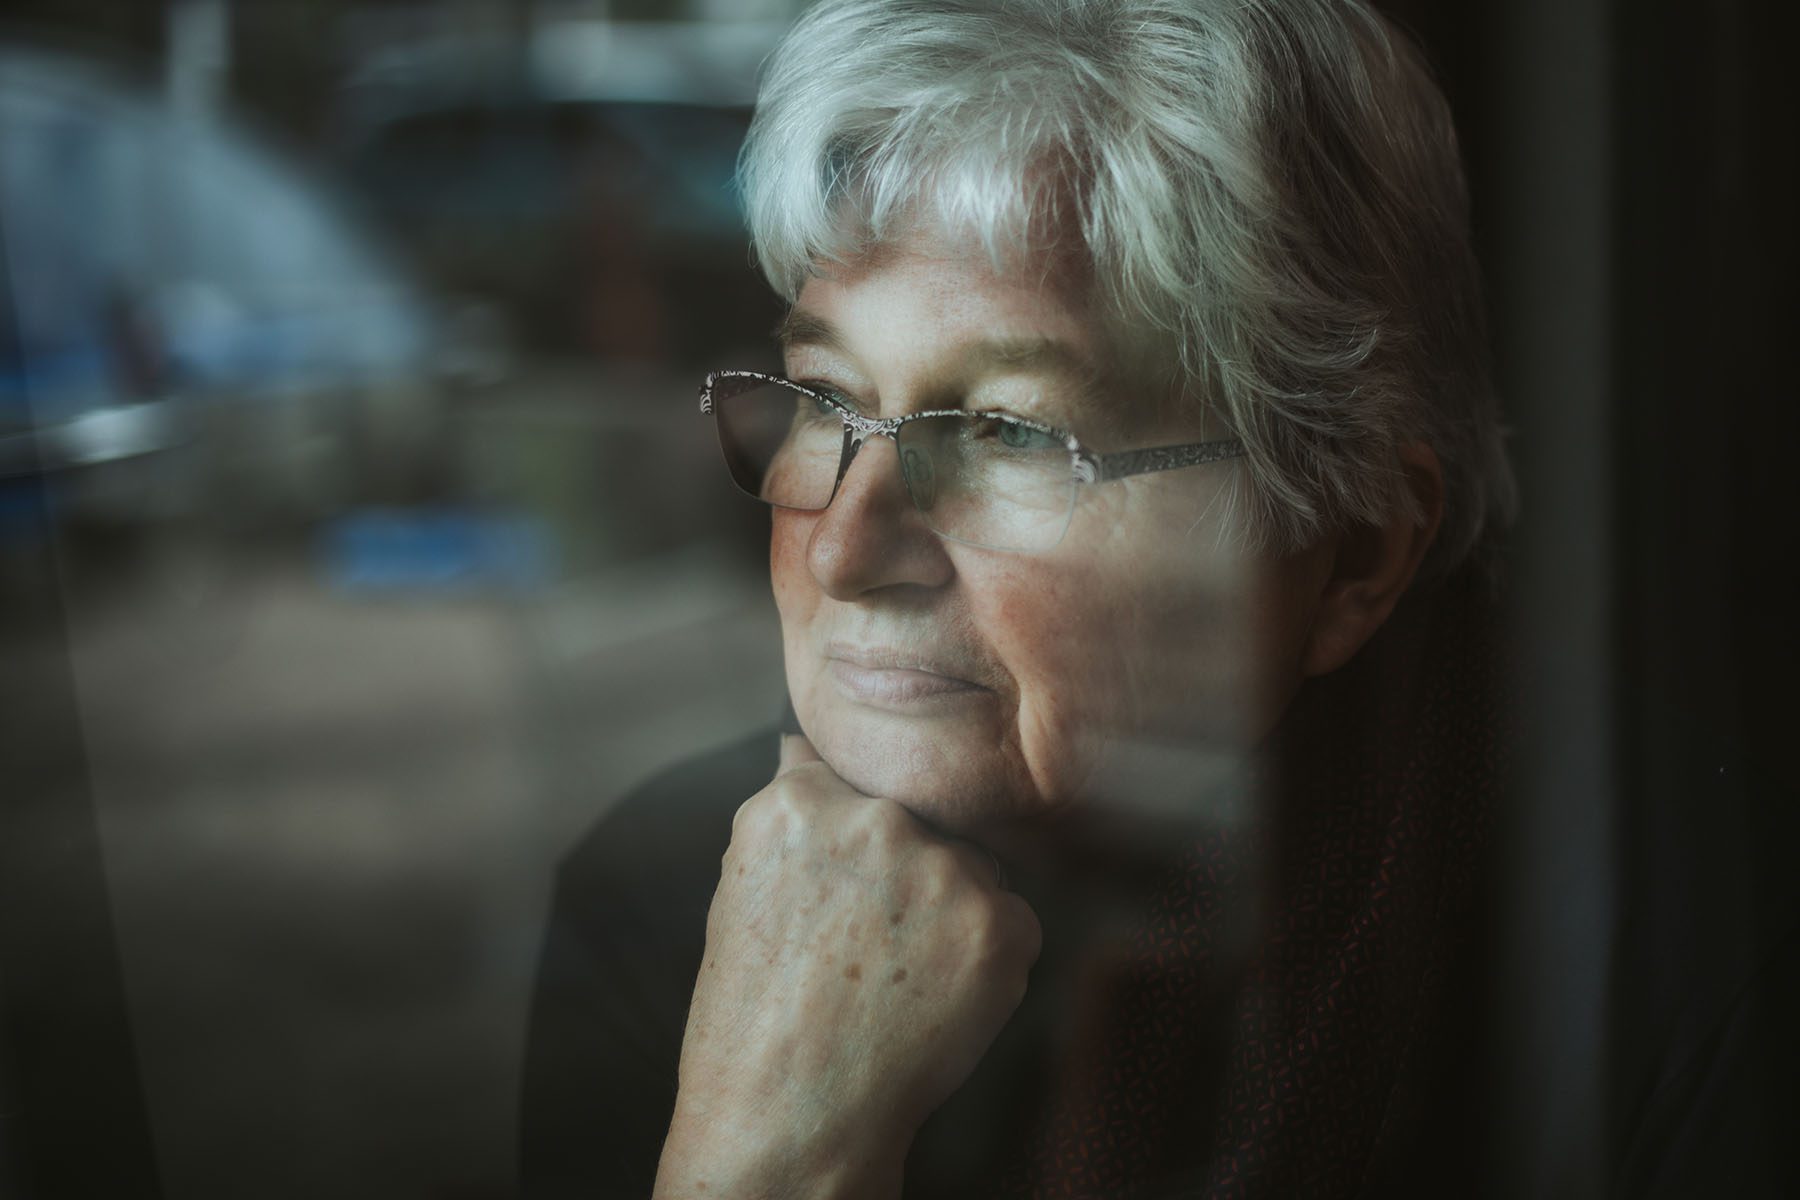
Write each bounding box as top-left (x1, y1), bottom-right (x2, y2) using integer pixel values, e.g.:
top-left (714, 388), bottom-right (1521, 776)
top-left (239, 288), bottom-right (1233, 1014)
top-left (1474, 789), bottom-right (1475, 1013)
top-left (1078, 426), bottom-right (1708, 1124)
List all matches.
top-left (1299, 442), bottom-right (1445, 678)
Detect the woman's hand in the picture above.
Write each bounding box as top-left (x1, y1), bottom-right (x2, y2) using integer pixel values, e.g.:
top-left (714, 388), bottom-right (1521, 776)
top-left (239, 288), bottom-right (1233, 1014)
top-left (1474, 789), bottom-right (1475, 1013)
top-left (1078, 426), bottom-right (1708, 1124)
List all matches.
top-left (653, 734), bottom-right (1042, 1200)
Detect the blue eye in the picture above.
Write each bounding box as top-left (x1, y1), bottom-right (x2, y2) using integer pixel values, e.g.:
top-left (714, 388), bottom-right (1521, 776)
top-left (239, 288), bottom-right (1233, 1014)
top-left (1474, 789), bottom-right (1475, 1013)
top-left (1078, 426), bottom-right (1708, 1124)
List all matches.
top-left (795, 381), bottom-right (855, 415)
top-left (792, 383), bottom-right (848, 422)
top-left (995, 420), bottom-right (1060, 451)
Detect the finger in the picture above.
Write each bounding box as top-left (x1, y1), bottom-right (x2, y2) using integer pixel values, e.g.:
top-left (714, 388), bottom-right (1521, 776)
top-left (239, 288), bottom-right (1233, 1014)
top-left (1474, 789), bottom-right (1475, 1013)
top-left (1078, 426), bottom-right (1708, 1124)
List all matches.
top-left (985, 845), bottom-right (1010, 891)
top-left (777, 732), bottom-right (823, 776)
top-left (999, 890), bottom-right (1045, 964)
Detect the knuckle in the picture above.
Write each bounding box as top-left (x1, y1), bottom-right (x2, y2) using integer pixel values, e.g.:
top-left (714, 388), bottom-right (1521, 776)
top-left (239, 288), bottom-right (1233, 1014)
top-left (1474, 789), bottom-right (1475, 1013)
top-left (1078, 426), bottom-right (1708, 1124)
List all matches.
top-left (729, 793), bottom-right (773, 840)
top-left (964, 898), bottom-right (1011, 959)
top-left (912, 841), bottom-right (967, 899)
top-left (969, 894), bottom-right (1042, 968)
top-left (731, 781), bottom-right (811, 843)
top-left (848, 797), bottom-right (916, 862)
top-left (859, 795), bottom-right (913, 838)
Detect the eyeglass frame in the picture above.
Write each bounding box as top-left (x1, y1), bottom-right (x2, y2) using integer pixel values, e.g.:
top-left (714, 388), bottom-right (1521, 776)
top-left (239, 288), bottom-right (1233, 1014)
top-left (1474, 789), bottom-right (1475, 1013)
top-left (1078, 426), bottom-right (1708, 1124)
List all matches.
top-left (699, 368), bottom-right (1246, 539)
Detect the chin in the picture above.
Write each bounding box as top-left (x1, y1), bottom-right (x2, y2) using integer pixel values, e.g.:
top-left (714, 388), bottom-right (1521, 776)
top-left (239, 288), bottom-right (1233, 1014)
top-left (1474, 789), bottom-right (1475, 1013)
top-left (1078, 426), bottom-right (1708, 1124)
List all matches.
top-left (800, 702), bottom-right (1043, 836)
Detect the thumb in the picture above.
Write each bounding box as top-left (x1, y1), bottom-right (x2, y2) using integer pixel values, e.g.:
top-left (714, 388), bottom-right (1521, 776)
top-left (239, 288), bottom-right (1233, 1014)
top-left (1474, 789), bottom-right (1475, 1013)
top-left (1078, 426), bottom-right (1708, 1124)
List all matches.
top-left (777, 732), bottom-right (823, 776)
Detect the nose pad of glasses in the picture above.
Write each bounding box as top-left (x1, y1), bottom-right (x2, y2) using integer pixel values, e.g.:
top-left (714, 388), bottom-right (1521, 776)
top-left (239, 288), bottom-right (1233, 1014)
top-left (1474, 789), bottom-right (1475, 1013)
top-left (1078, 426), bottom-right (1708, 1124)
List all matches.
top-left (900, 444), bottom-right (937, 511)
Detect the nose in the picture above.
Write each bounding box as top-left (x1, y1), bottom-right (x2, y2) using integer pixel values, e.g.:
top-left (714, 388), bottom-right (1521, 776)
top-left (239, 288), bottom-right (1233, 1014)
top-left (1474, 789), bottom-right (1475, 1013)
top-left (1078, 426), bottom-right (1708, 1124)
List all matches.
top-left (806, 434), bottom-right (955, 600)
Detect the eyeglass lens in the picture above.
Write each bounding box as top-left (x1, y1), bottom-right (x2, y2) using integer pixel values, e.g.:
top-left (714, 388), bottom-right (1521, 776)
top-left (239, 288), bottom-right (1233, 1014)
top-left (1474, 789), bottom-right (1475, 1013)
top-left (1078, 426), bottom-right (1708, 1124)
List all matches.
top-left (711, 379), bottom-right (1077, 552)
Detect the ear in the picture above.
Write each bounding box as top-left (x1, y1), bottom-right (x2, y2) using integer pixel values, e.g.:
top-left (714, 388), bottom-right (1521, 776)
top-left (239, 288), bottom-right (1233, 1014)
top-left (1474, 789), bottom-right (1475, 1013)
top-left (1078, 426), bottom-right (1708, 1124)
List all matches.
top-left (1299, 442), bottom-right (1445, 678)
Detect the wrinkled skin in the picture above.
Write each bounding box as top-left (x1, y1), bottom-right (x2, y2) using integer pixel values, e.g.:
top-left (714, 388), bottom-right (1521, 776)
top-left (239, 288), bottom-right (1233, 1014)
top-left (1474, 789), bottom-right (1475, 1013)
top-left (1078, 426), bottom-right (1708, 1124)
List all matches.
top-left (768, 244), bottom-right (1331, 841)
top-left (655, 237), bottom-right (1440, 1198)
top-left (656, 735), bottom-right (1041, 1200)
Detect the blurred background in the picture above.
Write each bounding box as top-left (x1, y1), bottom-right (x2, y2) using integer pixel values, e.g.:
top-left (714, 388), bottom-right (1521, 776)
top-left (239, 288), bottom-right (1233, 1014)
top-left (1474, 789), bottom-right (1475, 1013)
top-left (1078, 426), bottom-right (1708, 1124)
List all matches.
top-left (1, 3), bottom-right (797, 1197)
top-left (0, 0), bottom-right (1791, 1198)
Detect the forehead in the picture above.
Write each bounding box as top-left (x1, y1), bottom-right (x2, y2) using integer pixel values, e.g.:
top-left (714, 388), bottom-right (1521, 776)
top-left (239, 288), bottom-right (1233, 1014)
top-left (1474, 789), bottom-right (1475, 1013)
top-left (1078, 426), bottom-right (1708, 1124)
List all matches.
top-left (781, 237), bottom-right (1205, 440)
top-left (784, 236), bottom-right (1101, 369)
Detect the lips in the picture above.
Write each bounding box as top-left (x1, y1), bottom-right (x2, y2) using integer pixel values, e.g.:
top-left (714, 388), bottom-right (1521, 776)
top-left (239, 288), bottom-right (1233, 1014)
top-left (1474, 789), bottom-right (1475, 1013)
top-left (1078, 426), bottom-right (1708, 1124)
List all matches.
top-left (823, 641), bottom-right (992, 707)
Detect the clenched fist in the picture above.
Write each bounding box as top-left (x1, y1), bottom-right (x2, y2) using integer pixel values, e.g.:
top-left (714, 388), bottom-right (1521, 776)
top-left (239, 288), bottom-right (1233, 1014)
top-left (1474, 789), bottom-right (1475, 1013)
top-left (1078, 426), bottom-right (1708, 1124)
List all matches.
top-left (653, 735), bottom-right (1043, 1200)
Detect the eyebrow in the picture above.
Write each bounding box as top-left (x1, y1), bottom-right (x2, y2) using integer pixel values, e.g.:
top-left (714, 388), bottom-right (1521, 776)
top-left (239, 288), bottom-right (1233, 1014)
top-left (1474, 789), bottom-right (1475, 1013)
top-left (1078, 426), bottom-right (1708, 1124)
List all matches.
top-left (773, 309), bottom-right (843, 352)
top-left (965, 335), bottom-right (1092, 377)
top-left (775, 309), bottom-right (1096, 382)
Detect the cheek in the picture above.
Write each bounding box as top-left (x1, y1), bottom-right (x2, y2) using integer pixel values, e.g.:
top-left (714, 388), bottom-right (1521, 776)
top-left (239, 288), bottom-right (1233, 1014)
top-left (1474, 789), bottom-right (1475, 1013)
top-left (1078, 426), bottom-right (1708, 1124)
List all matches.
top-left (963, 561), bottom-right (1117, 804)
top-left (769, 510), bottom-right (815, 615)
top-left (977, 549), bottom-right (1273, 789)
top-left (769, 512), bottom-right (821, 698)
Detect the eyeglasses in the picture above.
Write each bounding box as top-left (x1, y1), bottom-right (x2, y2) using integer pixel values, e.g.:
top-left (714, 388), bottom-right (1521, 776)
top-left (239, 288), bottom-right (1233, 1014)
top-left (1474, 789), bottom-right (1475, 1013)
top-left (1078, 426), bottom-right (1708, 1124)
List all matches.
top-left (700, 369), bottom-right (1246, 553)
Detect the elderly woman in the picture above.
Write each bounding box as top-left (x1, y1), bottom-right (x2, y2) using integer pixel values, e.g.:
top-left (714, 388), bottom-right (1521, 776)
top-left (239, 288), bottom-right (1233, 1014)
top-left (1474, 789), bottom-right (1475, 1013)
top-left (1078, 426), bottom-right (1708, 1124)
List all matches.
top-left (523, 0), bottom-right (1514, 1196)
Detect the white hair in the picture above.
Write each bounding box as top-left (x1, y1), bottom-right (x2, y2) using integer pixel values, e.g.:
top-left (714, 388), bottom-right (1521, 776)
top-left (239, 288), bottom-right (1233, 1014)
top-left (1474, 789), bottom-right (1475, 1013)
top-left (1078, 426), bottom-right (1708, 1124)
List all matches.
top-left (740, 0), bottom-right (1516, 574)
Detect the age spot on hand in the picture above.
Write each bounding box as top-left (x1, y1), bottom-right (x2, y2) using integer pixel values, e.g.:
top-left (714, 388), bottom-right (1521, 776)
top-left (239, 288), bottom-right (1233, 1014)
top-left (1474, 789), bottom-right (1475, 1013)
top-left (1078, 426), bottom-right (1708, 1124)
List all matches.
top-left (890, 968), bottom-right (907, 984)
top-left (844, 963), bottom-right (862, 981)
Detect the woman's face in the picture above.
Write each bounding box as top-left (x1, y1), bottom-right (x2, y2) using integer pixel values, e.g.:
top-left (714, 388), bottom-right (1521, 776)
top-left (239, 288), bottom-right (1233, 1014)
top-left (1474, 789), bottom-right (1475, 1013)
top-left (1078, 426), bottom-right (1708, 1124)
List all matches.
top-left (773, 239), bottom-right (1328, 838)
